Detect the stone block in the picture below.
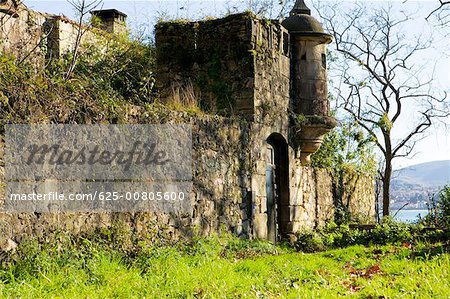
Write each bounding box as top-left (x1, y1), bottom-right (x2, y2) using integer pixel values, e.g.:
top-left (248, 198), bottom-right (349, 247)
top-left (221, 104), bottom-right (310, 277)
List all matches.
top-left (251, 174), bottom-right (266, 196)
top-left (253, 213), bottom-right (267, 239)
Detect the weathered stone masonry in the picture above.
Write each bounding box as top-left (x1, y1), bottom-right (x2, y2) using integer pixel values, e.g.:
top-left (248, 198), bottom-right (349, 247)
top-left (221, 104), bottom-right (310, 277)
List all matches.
top-left (155, 0), bottom-right (376, 241)
top-left (0, 1), bottom-right (126, 63)
top-left (0, 115), bottom-right (374, 245)
top-left (0, 1), bottom-right (375, 248)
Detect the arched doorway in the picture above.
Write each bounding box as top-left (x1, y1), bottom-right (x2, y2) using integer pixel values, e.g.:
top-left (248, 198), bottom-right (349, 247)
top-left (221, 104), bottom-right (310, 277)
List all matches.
top-left (266, 133), bottom-right (289, 242)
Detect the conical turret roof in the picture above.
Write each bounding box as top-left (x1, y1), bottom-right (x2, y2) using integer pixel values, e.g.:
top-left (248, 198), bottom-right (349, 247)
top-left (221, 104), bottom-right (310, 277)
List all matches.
top-left (290, 0), bottom-right (311, 15)
top-left (281, 0), bottom-right (332, 43)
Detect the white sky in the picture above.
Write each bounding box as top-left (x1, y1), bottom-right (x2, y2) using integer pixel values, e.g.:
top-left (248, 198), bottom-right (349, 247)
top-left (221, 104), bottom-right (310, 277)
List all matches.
top-left (23, 0), bottom-right (450, 170)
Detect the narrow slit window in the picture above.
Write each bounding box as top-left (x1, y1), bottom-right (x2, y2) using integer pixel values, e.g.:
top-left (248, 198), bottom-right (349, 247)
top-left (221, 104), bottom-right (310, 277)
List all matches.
top-left (282, 32), bottom-right (289, 57)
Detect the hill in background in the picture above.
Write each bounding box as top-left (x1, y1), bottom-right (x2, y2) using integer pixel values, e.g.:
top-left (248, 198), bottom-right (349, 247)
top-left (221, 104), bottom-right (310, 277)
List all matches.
top-left (393, 160), bottom-right (450, 188)
top-left (391, 160), bottom-right (450, 209)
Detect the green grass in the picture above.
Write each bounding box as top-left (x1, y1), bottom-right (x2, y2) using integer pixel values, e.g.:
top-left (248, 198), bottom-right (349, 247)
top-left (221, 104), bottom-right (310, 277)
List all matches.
top-left (0, 237), bottom-right (449, 298)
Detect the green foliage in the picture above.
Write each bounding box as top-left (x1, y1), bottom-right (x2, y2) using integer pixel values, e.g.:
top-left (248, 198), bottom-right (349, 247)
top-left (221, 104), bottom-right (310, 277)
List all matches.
top-left (438, 186), bottom-right (450, 228)
top-left (89, 15), bottom-right (103, 28)
top-left (0, 34), bottom-right (162, 128)
top-left (71, 33), bottom-right (156, 105)
top-left (0, 233), bottom-right (449, 298)
top-left (294, 230), bottom-right (327, 253)
top-left (205, 50), bottom-right (235, 115)
top-left (311, 120), bottom-right (377, 224)
top-left (423, 185), bottom-right (450, 229)
top-left (294, 219), bottom-right (449, 253)
top-left (370, 217), bottom-right (414, 245)
top-left (220, 237), bottom-right (280, 259)
top-left (378, 113), bottom-right (393, 132)
top-left (311, 121), bottom-right (377, 175)
top-left (248, 49), bottom-right (258, 56)
top-left (294, 113), bottom-right (308, 126)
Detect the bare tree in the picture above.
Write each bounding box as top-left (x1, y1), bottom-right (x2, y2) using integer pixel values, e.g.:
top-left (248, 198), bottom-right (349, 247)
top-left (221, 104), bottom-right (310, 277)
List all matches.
top-left (426, 1), bottom-right (450, 23)
top-left (401, 0), bottom-right (450, 26)
top-left (315, 2), bottom-right (449, 216)
top-left (223, 0), bottom-right (295, 19)
top-left (65, 0), bottom-right (102, 80)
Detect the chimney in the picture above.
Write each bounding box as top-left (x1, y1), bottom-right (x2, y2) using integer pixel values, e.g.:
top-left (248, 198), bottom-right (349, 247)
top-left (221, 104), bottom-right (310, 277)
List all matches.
top-left (91, 9), bottom-right (127, 35)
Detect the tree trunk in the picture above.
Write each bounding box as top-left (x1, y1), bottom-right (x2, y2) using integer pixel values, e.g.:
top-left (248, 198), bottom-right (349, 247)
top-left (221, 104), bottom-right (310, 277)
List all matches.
top-left (382, 158), bottom-right (392, 217)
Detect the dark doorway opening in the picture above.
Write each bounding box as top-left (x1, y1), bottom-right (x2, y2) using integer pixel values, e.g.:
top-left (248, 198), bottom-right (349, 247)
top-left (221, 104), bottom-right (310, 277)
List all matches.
top-left (266, 133), bottom-right (290, 242)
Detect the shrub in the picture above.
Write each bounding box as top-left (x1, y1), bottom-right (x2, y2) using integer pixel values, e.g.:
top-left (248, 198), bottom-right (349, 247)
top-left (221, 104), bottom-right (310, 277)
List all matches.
top-left (293, 218), bottom-right (447, 253)
top-left (329, 224), bottom-right (367, 247)
top-left (370, 217), bottom-right (413, 245)
top-left (0, 33), bottom-right (161, 128)
top-left (70, 34), bottom-right (157, 106)
top-left (422, 185), bottom-right (450, 229)
top-left (438, 186), bottom-right (450, 229)
top-left (294, 231), bottom-right (326, 253)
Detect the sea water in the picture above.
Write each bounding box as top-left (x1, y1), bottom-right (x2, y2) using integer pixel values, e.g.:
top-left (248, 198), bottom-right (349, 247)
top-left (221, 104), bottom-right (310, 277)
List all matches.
top-left (392, 209), bottom-right (429, 223)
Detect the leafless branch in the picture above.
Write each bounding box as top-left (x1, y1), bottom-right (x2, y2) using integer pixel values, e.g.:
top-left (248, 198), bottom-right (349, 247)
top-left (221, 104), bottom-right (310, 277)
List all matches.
top-left (426, 0), bottom-right (450, 20)
top-left (313, 1), bottom-right (449, 216)
top-left (65, 0), bottom-right (103, 80)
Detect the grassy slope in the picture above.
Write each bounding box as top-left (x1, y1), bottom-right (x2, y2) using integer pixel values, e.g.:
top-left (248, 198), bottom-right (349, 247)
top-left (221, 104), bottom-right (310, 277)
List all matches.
top-left (0, 239), bottom-right (448, 298)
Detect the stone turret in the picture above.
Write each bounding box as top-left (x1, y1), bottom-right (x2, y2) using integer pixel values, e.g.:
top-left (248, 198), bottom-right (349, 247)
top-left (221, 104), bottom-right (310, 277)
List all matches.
top-left (282, 0), bottom-right (336, 165)
top-left (91, 9), bottom-right (127, 35)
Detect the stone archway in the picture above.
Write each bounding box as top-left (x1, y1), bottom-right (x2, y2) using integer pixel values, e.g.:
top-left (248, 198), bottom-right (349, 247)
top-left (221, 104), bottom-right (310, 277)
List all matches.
top-left (266, 133), bottom-right (290, 242)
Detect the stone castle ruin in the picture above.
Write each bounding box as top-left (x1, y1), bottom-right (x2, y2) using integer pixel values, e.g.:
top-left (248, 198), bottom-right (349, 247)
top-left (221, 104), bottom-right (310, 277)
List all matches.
top-left (0, 0), bottom-right (126, 63)
top-left (0, 0), bottom-right (375, 247)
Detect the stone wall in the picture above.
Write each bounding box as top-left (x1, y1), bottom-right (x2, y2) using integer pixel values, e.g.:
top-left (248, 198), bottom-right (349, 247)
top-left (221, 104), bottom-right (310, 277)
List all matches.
top-left (289, 167), bottom-right (335, 230)
top-left (156, 14), bottom-right (256, 116)
top-left (45, 16), bottom-right (82, 59)
top-left (0, 8), bottom-right (376, 249)
top-left (341, 171), bottom-right (376, 223)
top-left (0, 2), bottom-right (107, 62)
top-left (44, 15), bottom-right (103, 60)
top-left (156, 13), bottom-right (291, 119)
top-left (0, 114), bottom-right (375, 249)
top-left (0, 1), bottom-right (47, 64)
top-left (252, 18), bottom-right (290, 124)
top-left (191, 117), bottom-right (252, 237)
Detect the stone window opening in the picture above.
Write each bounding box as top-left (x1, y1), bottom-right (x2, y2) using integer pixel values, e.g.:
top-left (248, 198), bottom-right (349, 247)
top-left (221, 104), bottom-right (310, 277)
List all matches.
top-left (282, 32), bottom-right (289, 57)
top-left (322, 53), bottom-right (327, 69)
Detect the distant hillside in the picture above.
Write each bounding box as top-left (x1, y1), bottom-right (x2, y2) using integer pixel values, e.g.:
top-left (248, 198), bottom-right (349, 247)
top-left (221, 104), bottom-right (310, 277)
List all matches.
top-left (393, 160), bottom-right (450, 188)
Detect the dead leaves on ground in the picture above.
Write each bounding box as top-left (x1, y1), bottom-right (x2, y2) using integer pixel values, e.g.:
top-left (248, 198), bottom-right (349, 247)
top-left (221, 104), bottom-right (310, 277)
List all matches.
top-left (343, 263), bottom-right (383, 293)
